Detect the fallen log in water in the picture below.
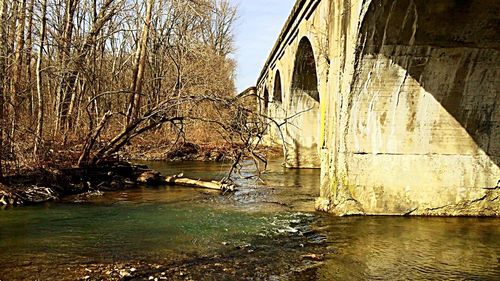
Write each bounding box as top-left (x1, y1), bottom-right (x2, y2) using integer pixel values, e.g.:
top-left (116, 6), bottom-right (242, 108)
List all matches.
top-left (162, 175), bottom-right (236, 192)
top-left (0, 164), bottom-right (236, 207)
top-left (136, 170), bottom-right (236, 192)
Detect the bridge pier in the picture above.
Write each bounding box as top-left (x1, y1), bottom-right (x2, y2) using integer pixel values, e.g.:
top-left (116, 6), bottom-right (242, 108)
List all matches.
top-left (257, 0), bottom-right (499, 216)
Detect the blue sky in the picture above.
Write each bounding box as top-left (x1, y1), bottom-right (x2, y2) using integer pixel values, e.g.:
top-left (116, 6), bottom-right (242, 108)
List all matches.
top-left (230, 0), bottom-right (296, 93)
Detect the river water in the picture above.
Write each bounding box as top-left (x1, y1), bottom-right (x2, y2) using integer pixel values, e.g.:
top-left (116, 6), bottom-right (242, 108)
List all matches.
top-left (0, 160), bottom-right (499, 280)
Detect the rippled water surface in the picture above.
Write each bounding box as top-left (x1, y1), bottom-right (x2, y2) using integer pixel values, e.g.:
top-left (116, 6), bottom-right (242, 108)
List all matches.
top-left (0, 160), bottom-right (499, 280)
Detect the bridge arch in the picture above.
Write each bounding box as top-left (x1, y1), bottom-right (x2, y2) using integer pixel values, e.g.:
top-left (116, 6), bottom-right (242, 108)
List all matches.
top-left (273, 70), bottom-right (283, 103)
top-left (285, 36), bottom-right (321, 168)
top-left (291, 36), bottom-right (319, 102)
top-left (262, 87), bottom-right (269, 112)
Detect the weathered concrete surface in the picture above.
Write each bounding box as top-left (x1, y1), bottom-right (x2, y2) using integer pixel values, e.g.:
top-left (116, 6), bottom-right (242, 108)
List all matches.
top-left (285, 90), bottom-right (321, 168)
top-left (257, 0), bottom-right (500, 216)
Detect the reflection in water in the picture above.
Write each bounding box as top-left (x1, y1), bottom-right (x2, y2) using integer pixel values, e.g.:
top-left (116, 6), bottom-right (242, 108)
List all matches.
top-left (0, 160), bottom-right (498, 280)
top-left (310, 216), bottom-right (500, 280)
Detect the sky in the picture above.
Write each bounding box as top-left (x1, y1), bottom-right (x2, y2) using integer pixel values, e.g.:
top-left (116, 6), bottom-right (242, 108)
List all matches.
top-left (230, 0), bottom-right (296, 93)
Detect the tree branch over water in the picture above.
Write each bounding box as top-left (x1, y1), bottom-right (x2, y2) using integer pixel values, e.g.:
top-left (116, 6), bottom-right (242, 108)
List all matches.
top-left (0, 0), bottom-right (304, 186)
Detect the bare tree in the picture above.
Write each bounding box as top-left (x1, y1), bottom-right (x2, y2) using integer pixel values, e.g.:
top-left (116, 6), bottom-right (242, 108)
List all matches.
top-left (0, 0), bottom-right (264, 177)
top-left (25, 0), bottom-right (35, 116)
top-left (126, 0), bottom-right (154, 125)
top-left (204, 0), bottom-right (237, 56)
top-left (10, 0), bottom-right (27, 146)
top-left (0, 0), bottom-right (7, 179)
top-left (35, 0), bottom-right (49, 155)
top-left (55, 0), bottom-right (78, 134)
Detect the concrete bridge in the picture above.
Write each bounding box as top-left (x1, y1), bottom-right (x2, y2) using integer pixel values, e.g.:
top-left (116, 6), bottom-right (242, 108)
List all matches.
top-left (256, 0), bottom-right (499, 216)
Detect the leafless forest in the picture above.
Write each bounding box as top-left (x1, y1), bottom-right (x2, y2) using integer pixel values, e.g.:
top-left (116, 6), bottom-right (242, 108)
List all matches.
top-left (0, 0), bottom-right (267, 177)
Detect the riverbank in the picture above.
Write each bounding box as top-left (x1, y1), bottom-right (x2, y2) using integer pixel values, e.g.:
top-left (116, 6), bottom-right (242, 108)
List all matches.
top-left (0, 162), bottom-right (151, 206)
top-left (0, 139), bottom-right (282, 207)
top-left (0, 164), bottom-right (238, 208)
top-left (0, 161), bottom-right (234, 207)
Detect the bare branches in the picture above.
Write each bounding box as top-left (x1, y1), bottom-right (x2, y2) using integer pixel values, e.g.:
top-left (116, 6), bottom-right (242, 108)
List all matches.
top-left (0, 0), bottom-right (245, 175)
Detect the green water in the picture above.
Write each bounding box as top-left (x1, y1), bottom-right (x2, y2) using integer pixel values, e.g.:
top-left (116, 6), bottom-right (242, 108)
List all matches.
top-left (0, 161), bottom-right (499, 280)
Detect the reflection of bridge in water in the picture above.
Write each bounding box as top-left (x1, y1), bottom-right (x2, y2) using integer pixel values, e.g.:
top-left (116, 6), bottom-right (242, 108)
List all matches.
top-left (256, 0), bottom-right (499, 216)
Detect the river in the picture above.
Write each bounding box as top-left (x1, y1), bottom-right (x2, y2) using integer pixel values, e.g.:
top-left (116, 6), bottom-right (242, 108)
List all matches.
top-left (0, 160), bottom-right (499, 280)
